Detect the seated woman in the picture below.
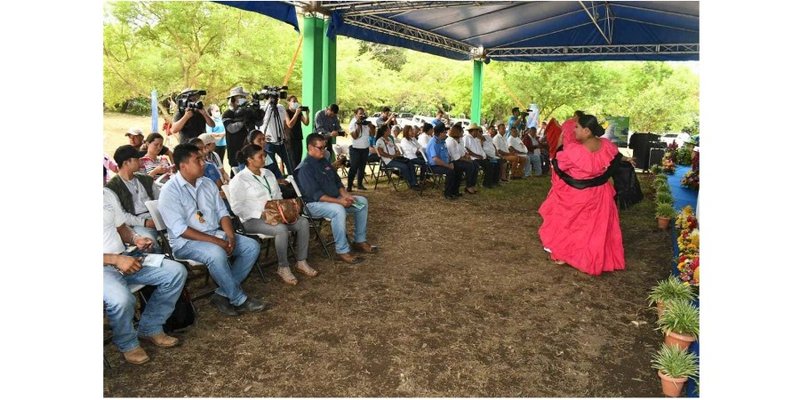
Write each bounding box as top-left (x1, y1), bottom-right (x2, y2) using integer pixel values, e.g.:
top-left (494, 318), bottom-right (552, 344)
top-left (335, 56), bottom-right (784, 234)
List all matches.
top-left (375, 125), bottom-right (420, 190)
top-left (189, 138), bottom-right (223, 189)
top-left (398, 125), bottom-right (430, 183)
top-left (232, 130), bottom-right (284, 180)
top-left (228, 144), bottom-right (317, 285)
top-left (139, 133), bottom-right (172, 180)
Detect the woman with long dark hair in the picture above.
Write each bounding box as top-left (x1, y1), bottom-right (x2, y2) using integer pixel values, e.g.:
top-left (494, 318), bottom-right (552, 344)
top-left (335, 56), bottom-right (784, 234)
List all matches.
top-left (228, 144), bottom-right (317, 285)
top-left (538, 113), bottom-right (627, 276)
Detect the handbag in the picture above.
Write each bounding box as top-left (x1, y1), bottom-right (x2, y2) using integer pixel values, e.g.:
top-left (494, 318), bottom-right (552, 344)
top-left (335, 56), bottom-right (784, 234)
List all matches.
top-left (263, 198), bottom-right (301, 225)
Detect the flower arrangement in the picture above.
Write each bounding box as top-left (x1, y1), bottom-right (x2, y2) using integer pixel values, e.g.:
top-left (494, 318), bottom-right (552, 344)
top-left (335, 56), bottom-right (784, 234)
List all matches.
top-left (675, 146), bottom-right (693, 166)
top-left (677, 254), bottom-right (699, 286)
top-left (662, 152), bottom-right (676, 174)
top-left (675, 205), bottom-right (700, 286)
top-left (681, 169), bottom-right (699, 190)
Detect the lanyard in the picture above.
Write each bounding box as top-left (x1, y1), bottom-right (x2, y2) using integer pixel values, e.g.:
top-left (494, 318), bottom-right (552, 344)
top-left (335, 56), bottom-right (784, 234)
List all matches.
top-left (253, 174), bottom-right (273, 197)
top-left (182, 183), bottom-right (206, 223)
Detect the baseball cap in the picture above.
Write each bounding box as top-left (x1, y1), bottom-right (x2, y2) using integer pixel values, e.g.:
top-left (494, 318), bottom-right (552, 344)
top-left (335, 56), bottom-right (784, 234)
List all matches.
top-left (125, 127), bottom-right (144, 137)
top-left (198, 133), bottom-right (217, 145)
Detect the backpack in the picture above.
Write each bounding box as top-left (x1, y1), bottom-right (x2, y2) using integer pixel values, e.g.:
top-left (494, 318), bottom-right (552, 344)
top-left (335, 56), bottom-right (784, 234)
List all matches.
top-left (140, 286), bottom-right (196, 333)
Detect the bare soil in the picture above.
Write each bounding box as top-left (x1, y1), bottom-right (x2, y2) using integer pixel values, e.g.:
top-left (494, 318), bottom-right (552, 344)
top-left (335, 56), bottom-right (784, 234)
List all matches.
top-left (103, 172), bottom-right (672, 397)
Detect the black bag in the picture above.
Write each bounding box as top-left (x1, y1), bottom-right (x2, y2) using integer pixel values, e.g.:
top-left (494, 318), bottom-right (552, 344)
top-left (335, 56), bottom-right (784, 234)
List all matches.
top-left (613, 161), bottom-right (644, 210)
top-left (140, 286), bottom-right (196, 333)
top-left (279, 181), bottom-right (297, 199)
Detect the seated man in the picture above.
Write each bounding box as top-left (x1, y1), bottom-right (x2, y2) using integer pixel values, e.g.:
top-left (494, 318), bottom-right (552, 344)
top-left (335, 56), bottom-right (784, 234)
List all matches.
top-left (103, 187), bottom-right (187, 365)
top-left (482, 126), bottom-right (507, 182)
top-left (492, 124), bottom-right (526, 179)
top-left (295, 133), bottom-right (376, 264)
top-left (445, 122), bottom-right (479, 194)
top-left (105, 145), bottom-right (162, 251)
top-left (189, 137), bottom-right (224, 189)
top-left (158, 144), bottom-right (265, 316)
top-left (426, 123), bottom-right (464, 199)
top-left (464, 123), bottom-right (500, 188)
top-left (507, 127), bottom-right (533, 177)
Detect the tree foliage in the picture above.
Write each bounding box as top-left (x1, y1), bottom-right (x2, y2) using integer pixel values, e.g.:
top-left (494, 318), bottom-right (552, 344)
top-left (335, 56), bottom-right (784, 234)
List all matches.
top-left (104, 1), bottom-right (699, 133)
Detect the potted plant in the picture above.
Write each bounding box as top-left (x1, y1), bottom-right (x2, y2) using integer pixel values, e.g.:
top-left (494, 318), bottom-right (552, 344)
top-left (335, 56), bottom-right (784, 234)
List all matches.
top-left (656, 191), bottom-right (673, 205)
top-left (656, 203), bottom-right (676, 230)
top-left (657, 299), bottom-right (699, 350)
top-left (647, 276), bottom-right (697, 318)
top-left (651, 343), bottom-right (699, 397)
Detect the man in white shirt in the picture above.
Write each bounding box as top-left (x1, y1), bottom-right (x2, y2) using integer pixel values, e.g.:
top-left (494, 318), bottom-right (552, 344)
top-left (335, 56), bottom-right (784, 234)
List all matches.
top-left (347, 107), bottom-right (374, 192)
top-left (483, 126), bottom-right (508, 182)
top-left (464, 123), bottom-right (500, 188)
top-left (445, 123), bottom-right (478, 194)
top-left (103, 187), bottom-right (188, 365)
top-left (492, 123), bottom-right (525, 179)
top-left (507, 127), bottom-right (533, 177)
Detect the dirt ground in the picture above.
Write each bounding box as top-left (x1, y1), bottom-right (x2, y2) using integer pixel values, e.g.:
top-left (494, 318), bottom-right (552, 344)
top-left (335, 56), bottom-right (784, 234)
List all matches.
top-left (103, 169), bottom-right (673, 397)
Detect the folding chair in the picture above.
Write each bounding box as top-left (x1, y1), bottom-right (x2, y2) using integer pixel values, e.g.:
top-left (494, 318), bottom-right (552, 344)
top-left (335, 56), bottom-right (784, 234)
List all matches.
top-left (332, 144), bottom-right (351, 179)
top-left (373, 158), bottom-right (407, 191)
top-left (284, 175), bottom-right (333, 259)
top-left (220, 184), bottom-right (276, 283)
top-left (144, 200), bottom-right (215, 302)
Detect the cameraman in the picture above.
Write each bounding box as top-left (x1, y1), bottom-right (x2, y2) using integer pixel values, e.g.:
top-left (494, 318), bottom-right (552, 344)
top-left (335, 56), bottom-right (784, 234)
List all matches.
top-left (171, 89), bottom-right (214, 144)
top-left (347, 107), bottom-right (374, 191)
top-left (285, 95), bottom-right (309, 169)
top-left (375, 106), bottom-right (397, 129)
top-left (259, 94), bottom-right (294, 174)
top-left (222, 86), bottom-right (264, 173)
top-left (313, 103), bottom-right (342, 160)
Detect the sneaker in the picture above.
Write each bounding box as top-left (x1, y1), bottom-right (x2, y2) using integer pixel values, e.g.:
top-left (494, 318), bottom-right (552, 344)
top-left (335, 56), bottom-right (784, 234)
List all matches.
top-left (122, 346), bottom-right (150, 365)
top-left (234, 297), bottom-right (267, 313)
top-left (139, 332), bottom-right (179, 348)
top-left (210, 293), bottom-right (239, 317)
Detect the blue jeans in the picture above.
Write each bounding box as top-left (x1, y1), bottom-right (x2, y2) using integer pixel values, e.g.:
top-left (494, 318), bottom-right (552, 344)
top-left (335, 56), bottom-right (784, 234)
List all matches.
top-left (387, 159), bottom-right (417, 187)
top-left (306, 196), bottom-right (368, 254)
top-left (132, 224), bottom-right (161, 253)
top-left (527, 153), bottom-right (542, 176)
top-left (103, 259), bottom-right (188, 352)
top-left (173, 234), bottom-right (260, 306)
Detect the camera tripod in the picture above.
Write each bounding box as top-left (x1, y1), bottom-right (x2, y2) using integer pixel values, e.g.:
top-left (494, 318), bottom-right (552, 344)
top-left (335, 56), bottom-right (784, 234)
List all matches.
top-left (262, 100), bottom-right (297, 176)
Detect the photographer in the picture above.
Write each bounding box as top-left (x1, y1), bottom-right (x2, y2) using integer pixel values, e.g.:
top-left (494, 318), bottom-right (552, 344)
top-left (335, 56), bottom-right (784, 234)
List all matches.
top-left (171, 89), bottom-right (214, 144)
top-left (285, 95), bottom-right (309, 168)
top-left (222, 86), bottom-right (264, 173)
top-left (375, 106), bottom-right (397, 129)
top-left (506, 107), bottom-right (526, 139)
top-left (259, 88), bottom-right (295, 175)
top-left (313, 103), bottom-right (343, 160)
top-left (347, 107), bottom-right (374, 192)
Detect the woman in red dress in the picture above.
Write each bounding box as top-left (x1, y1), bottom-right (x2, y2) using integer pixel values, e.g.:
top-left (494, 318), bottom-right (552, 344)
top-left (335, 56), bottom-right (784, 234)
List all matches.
top-left (538, 114), bottom-right (626, 276)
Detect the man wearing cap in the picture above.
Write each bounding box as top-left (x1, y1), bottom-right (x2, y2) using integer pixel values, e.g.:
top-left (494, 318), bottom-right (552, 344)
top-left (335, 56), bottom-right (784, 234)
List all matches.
top-left (314, 103), bottom-right (343, 160)
top-left (105, 145), bottom-right (162, 252)
top-left (198, 133), bottom-right (229, 184)
top-left (223, 86), bottom-right (264, 172)
top-left (159, 143), bottom-right (266, 316)
top-left (426, 123), bottom-right (463, 199)
top-left (464, 123), bottom-right (500, 188)
top-left (172, 89), bottom-right (214, 144)
top-left (127, 127), bottom-right (173, 160)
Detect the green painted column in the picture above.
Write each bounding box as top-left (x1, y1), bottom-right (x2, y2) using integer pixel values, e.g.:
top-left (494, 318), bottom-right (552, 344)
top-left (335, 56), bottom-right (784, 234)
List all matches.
top-left (322, 18), bottom-right (337, 152)
top-left (471, 60), bottom-right (484, 124)
top-left (301, 15), bottom-right (324, 158)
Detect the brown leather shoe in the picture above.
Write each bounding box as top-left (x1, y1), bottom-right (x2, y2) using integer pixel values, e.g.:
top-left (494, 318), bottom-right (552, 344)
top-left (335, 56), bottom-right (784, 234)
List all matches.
top-left (123, 346), bottom-right (150, 365)
top-left (139, 332), bottom-right (180, 348)
top-left (336, 252), bottom-right (363, 264)
top-left (351, 242), bottom-right (378, 254)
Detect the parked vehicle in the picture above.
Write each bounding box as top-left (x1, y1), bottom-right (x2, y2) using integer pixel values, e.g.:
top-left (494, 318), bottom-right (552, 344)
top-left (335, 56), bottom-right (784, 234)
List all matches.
top-left (660, 132), bottom-right (692, 147)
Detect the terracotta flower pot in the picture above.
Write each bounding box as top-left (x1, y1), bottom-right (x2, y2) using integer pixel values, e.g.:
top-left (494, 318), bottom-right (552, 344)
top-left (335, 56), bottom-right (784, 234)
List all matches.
top-left (657, 217), bottom-right (671, 230)
top-left (658, 370), bottom-right (688, 397)
top-left (664, 330), bottom-right (696, 351)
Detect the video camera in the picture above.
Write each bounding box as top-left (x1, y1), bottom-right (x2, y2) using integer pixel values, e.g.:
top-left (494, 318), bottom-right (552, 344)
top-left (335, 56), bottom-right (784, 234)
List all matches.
top-left (177, 89), bottom-right (207, 112)
top-left (356, 115), bottom-right (372, 126)
top-left (253, 85), bottom-right (288, 104)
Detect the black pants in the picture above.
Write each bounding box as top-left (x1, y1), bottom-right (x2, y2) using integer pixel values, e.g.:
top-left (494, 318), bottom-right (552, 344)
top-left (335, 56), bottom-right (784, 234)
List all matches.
top-left (474, 159), bottom-right (500, 187)
top-left (347, 147), bottom-right (369, 189)
top-left (266, 143), bottom-right (292, 175)
top-left (430, 165), bottom-right (461, 196)
top-left (408, 157), bottom-right (430, 181)
top-left (226, 131), bottom-right (247, 169)
top-left (454, 159), bottom-right (478, 187)
top-left (289, 139), bottom-right (303, 171)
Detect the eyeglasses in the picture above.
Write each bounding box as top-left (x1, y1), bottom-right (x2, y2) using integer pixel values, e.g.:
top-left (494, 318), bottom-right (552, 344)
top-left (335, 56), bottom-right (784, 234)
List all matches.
top-left (312, 145), bottom-right (326, 151)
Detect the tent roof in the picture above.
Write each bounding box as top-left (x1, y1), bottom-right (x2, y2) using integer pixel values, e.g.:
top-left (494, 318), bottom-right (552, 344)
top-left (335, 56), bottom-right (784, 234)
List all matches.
top-left (225, 1), bottom-right (699, 62)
